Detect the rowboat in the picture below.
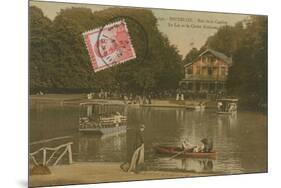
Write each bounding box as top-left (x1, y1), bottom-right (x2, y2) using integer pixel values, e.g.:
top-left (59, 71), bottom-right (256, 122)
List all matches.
top-left (154, 146), bottom-right (217, 159)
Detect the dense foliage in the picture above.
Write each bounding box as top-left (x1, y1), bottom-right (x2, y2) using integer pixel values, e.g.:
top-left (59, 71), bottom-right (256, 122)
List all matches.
top-left (30, 6), bottom-right (267, 109)
top-left (182, 16), bottom-right (267, 109)
top-left (29, 6), bottom-right (183, 94)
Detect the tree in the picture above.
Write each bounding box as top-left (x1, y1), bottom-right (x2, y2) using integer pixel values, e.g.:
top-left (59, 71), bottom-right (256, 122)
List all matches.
top-left (227, 16), bottom-right (267, 109)
top-left (205, 22), bottom-right (245, 57)
top-left (204, 16), bottom-right (267, 109)
top-left (29, 6), bottom-right (54, 92)
top-left (29, 6), bottom-right (184, 94)
top-left (183, 47), bottom-right (199, 64)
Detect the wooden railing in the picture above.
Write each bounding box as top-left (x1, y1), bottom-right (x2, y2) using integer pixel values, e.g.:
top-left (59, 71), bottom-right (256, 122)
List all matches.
top-left (100, 116), bottom-right (127, 125)
top-left (79, 116), bottom-right (127, 129)
top-left (29, 142), bottom-right (73, 166)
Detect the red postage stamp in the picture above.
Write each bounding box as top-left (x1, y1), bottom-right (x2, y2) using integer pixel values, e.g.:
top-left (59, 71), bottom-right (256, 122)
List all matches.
top-left (83, 19), bottom-right (136, 72)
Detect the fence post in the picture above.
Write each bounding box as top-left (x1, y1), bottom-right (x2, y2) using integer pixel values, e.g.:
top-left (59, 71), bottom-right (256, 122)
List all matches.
top-left (43, 148), bottom-right (46, 166)
top-left (68, 144), bottom-right (73, 164)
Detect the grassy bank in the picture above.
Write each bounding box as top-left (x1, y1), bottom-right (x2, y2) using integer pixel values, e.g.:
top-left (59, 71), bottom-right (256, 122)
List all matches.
top-left (29, 162), bottom-right (216, 187)
top-left (30, 94), bottom-right (86, 101)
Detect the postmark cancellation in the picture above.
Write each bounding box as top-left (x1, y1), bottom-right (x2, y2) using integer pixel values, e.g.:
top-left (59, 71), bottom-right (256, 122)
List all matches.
top-left (83, 19), bottom-right (136, 72)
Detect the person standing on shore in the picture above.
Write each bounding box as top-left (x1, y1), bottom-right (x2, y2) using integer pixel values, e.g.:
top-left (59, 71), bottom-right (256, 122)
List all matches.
top-left (148, 94), bottom-right (152, 104)
top-left (127, 124), bottom-right (145, 173)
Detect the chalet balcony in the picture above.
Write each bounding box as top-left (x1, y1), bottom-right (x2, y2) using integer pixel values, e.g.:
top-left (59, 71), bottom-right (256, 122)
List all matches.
top-left (183, 74), bottom-right (227, 81)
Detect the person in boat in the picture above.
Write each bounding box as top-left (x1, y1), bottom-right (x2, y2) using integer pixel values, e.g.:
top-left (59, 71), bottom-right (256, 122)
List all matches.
top-left (217, 101), bottom-right (223, 112)
top-left (199, 138), bottom-right (213, 152)
top-left (127, 124), bottom-right (145, 173)
top-left (228, 103), bottom-right (236, 113)
top-left (182, 138), bottom-right (196, 152)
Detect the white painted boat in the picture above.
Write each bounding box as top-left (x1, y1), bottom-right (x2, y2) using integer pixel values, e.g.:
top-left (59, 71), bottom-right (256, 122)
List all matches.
top-left (216, 98), bottom-right (238, 115)
top-left (78, 101), bottom-right (127, 135)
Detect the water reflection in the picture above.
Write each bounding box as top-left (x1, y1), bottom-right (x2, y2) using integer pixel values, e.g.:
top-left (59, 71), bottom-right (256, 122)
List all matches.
top-left (30, 103), bottom-right (267, 174)
top-left (181, 158), bottom-right (213, 172)
top-left (77, 133), bottom-right (126, 162)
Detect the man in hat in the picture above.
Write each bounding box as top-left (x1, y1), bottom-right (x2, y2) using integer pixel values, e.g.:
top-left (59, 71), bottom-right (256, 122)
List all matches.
top-left (127, 124), bottom-right (145, 173)
top-left (200, 138), bottom-right (213, 152)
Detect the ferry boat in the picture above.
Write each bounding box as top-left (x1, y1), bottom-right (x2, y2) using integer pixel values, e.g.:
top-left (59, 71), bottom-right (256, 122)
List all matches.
top-left (216, 98), bottom-right (238, 115)
top-left (78, 101), bottom-right (127, 135)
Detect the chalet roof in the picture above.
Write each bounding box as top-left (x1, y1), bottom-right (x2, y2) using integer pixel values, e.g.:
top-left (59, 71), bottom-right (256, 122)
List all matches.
top-left (184, 49), bottom-right (232, 67)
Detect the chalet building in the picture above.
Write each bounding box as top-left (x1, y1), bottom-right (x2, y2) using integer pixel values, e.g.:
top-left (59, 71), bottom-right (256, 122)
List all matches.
top-left (179, 49), bottom-right (232, 97)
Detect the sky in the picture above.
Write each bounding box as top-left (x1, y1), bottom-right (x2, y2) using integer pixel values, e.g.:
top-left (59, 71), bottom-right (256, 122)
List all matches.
top-left (30, 1), bottom-right (249, 57)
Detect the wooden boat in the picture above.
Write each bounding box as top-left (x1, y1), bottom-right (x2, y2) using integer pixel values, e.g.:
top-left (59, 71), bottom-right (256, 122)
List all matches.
top-left (154, 146), bottom-right (217, 159)
top-left (186, 105), bottom-right (205, 111)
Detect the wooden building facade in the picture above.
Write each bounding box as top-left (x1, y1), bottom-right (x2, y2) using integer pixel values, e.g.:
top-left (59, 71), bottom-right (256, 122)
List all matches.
top-left (179, 49), bottom-right (232, 97)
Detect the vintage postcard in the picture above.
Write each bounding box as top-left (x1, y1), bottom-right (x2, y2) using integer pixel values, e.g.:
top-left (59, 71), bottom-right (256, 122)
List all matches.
top-left (29, 0), bottom-right (268, 187)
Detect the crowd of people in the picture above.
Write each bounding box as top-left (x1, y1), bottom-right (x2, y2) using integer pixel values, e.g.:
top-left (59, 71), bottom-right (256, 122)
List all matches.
top-left (86, 89), bottom-right (228, 103)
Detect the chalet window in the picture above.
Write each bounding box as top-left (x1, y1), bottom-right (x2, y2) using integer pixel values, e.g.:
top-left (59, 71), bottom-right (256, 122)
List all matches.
top-left (208, 67), bottom-right (213, 75)
top-left (213, 67), bottom-right (218, 76)
top-left (221, 67), bottom-right (226, 76)
top-left (202, 56), bottom-right (209, 63)
top-left (202, 57), bottom-right (205, 62)
top-left (202, 67), bottom-right (207, 75)
top-left (196, 66), bottom-right (201, 75)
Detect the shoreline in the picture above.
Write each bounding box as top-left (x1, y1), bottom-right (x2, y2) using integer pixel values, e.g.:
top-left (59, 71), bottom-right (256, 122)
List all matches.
top-left (29, 162), bottom-right (217, 187)
top-left (29, 94), bottom-right (267, 112)
top-left (30, 94), bottom-right (217, 108)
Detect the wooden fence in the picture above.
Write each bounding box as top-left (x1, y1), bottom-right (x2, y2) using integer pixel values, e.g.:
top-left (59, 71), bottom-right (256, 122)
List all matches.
top-left (29, 142), bottom-right (73, 166)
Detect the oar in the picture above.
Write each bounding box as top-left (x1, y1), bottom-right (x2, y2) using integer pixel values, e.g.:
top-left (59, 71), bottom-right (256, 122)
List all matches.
top-left (168, 150), bottom-right (185, 160)
top-left (168, 146), bottom-right (197, 160)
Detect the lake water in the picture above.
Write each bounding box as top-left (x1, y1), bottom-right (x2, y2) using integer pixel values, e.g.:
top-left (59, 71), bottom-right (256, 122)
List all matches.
top-left (29, 101), bottom-right (267, 174)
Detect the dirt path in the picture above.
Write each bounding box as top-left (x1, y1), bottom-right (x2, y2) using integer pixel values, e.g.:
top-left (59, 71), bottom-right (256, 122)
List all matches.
top-left (29, 162), bottom-right (213, 187)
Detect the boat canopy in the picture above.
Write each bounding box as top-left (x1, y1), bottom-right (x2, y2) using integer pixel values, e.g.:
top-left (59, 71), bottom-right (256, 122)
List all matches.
top-left (79, 101), bottom-right (126, 118)
top-left (78, 100), bottom-right (127, 130)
